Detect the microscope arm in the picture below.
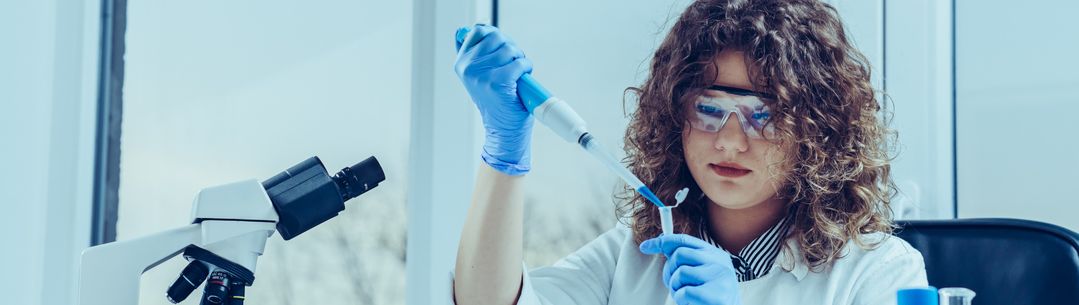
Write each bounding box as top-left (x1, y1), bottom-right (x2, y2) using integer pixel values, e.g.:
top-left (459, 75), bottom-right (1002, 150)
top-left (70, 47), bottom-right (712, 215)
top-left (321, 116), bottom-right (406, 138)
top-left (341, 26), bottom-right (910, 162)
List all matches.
top-left (78, 220), bottom-right (278, 305)
top-left (79, 223), bottom-right (202, 305)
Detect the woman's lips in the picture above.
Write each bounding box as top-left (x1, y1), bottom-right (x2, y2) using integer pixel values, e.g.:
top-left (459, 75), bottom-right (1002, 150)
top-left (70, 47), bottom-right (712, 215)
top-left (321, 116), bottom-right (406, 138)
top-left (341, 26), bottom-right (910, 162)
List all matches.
top-left (709, 163), bottom-right (751, 178)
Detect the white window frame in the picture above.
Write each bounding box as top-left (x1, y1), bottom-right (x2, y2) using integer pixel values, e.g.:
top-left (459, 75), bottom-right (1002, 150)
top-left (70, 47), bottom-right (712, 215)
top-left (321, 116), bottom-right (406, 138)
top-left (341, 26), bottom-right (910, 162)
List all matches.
top-left (407, 1), bottom-right (491, 304)
top-left (1, 0), bottom-right (102, 304)
top-left (884, 0), bottom-right (956, 219)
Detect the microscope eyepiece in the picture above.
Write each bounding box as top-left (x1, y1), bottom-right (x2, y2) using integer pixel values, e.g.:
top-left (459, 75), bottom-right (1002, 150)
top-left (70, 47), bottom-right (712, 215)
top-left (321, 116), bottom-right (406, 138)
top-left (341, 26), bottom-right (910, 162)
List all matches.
top-left (332, 156), bottom-right (385, 202)
top-left (262, 156), bottom-right (385, 240)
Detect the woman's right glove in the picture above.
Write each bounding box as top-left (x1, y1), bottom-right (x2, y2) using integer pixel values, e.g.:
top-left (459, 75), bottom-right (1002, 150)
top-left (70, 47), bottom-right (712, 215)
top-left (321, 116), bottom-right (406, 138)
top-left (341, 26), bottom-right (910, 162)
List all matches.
top-left (454, 25), bottom-right (534, 176)
top-left (640, 234), bottom-right (743, 305)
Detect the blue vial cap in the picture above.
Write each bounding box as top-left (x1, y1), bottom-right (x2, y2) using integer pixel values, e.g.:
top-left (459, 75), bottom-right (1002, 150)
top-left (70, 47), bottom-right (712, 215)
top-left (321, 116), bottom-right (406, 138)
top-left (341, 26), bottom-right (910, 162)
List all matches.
top-left (897, 287), bottom-right (938, 305)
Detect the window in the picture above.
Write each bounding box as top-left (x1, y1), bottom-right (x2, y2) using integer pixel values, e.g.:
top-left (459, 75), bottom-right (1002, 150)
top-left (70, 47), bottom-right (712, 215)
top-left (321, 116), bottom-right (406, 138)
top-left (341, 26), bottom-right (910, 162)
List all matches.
top-left (118, 2), bottom-right (410, 304)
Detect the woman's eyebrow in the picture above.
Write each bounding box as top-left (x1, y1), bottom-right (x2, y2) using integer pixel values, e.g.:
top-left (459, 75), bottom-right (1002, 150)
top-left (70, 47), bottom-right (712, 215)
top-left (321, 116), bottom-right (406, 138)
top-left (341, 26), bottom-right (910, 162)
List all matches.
top-left (706, 84), bottom-right (775, 99)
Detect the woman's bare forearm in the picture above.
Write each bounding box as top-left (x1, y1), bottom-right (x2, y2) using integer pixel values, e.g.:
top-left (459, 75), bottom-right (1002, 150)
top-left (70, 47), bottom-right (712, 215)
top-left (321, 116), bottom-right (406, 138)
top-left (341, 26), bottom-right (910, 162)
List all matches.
top-left (454, 165), bottom-right (526, 305)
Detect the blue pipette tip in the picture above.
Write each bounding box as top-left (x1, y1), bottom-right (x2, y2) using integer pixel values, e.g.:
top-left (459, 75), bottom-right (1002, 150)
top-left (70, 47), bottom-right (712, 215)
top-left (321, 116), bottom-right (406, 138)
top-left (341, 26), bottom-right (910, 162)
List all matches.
top-left (637, 186), bottom-right (664, 207)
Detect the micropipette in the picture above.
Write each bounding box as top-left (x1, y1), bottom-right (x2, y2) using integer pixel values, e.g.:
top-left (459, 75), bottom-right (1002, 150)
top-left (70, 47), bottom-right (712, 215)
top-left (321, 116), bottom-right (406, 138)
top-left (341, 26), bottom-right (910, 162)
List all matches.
top-left (456, 26), bottom-right (665, 208)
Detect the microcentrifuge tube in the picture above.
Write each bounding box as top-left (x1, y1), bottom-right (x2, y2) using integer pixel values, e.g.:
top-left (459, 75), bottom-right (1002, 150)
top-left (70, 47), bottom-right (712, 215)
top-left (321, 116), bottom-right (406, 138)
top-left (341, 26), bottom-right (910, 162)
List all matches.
top-left (660, 207), bottom-right (674, 235)
top-left (660, 188), bottom-right (690, 235)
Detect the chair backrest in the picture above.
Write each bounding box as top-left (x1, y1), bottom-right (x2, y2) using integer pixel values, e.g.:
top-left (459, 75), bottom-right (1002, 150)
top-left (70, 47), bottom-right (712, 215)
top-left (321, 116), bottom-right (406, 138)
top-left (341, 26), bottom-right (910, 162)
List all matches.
top-left (895, 218), bottom-right (1079, 305)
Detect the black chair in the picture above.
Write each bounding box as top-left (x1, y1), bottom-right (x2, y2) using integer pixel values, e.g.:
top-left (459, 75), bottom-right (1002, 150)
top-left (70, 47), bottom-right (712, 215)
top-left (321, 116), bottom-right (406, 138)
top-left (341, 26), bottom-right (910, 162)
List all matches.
top-left (895, 218), bottom-right (1079, 305)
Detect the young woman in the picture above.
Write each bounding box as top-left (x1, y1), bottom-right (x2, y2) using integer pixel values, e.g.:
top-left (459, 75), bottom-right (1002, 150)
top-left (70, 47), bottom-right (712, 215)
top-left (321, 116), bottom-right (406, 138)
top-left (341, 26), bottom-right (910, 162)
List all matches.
top-left (452, 1), bottom-right (927, 304)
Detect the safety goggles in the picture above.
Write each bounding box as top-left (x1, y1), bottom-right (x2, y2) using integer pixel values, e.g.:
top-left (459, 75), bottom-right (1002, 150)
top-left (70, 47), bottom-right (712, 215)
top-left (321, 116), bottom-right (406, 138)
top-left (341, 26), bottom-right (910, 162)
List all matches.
top-left (686, 85), bottom-right (777, 140)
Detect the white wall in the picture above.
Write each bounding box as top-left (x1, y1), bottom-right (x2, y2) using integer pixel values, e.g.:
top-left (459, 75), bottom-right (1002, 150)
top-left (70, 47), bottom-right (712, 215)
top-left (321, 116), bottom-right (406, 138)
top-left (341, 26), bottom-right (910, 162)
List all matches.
top-left (956, 0), bottom-right (1079, 231)
top-left (0, 0), bottom-right (100, 304)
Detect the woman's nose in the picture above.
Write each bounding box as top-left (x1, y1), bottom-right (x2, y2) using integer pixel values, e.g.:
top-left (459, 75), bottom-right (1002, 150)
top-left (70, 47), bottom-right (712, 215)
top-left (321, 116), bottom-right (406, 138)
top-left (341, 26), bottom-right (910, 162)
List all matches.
top-left (713, 113), bottom-right (749, 152)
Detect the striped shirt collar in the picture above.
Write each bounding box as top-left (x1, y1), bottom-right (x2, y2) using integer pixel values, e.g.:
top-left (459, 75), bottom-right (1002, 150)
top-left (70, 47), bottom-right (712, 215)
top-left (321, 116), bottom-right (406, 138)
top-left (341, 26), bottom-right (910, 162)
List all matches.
top-left (698, 214), bottom-right (792, 282)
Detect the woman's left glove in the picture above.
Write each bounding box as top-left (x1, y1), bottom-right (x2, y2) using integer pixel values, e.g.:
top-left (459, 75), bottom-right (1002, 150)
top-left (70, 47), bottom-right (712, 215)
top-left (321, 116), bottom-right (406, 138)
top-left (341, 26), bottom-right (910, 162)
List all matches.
top-left (640, 234), bottom-right (742, 305)
top-left (453, 25), bottom-right (535, 176)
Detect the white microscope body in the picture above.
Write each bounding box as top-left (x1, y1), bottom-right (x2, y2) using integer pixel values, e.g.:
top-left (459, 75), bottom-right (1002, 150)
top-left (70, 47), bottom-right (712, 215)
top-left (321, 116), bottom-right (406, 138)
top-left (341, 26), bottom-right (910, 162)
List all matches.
top-left (77, 156), bottom-right (385, 305)
top-left (79, 179), bottom-right (276, 305)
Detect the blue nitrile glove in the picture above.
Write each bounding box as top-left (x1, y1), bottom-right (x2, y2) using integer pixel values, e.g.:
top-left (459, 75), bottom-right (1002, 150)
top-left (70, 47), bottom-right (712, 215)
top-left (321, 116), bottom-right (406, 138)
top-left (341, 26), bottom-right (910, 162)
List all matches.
top-left (454, 25), bottom-right (534, 176)
top-left (640, 234), bottom-right (742, 305)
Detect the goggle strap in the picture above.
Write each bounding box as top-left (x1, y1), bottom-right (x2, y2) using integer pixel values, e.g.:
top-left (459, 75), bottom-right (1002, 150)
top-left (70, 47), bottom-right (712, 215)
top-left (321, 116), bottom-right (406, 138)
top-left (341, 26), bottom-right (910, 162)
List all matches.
top-left (706, 85), bottom-right (776, 100)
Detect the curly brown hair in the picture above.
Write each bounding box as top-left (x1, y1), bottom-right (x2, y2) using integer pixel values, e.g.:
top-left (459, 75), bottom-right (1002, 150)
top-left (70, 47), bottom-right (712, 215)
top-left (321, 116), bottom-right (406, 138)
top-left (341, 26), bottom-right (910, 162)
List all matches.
top-left (618, 0), bottom-right (898, 270)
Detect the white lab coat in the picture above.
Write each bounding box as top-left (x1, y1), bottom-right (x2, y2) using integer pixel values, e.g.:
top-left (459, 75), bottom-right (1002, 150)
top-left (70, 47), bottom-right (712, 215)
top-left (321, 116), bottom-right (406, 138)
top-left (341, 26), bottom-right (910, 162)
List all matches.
top-left (450, 223), bottom-right (928, 305)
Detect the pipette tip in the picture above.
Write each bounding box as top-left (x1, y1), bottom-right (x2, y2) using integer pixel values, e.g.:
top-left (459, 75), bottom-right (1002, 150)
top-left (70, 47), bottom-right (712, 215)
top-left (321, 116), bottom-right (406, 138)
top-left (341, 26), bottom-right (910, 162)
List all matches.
top-left (637, 186), bottom-right (664, 207)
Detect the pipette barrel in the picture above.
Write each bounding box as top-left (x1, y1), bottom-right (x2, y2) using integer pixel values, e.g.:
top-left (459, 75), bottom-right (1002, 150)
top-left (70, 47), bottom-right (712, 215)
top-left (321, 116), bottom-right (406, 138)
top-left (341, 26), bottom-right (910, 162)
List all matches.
top-left (579, 134), bottom-right (664, 207)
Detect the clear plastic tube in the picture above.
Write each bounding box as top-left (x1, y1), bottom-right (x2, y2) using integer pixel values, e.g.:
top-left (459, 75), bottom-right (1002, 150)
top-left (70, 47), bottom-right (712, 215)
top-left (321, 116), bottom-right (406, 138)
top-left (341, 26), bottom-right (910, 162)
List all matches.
top-left (660, 206), bottom-right (674, 235)
top-left (938, 287), bottom-right (975, 305)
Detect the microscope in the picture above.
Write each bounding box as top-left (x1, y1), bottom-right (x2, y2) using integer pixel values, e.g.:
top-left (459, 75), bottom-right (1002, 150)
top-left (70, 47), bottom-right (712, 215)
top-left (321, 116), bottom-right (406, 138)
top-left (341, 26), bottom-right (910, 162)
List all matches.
top-left (77, 156), bottom-right (386, 305)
